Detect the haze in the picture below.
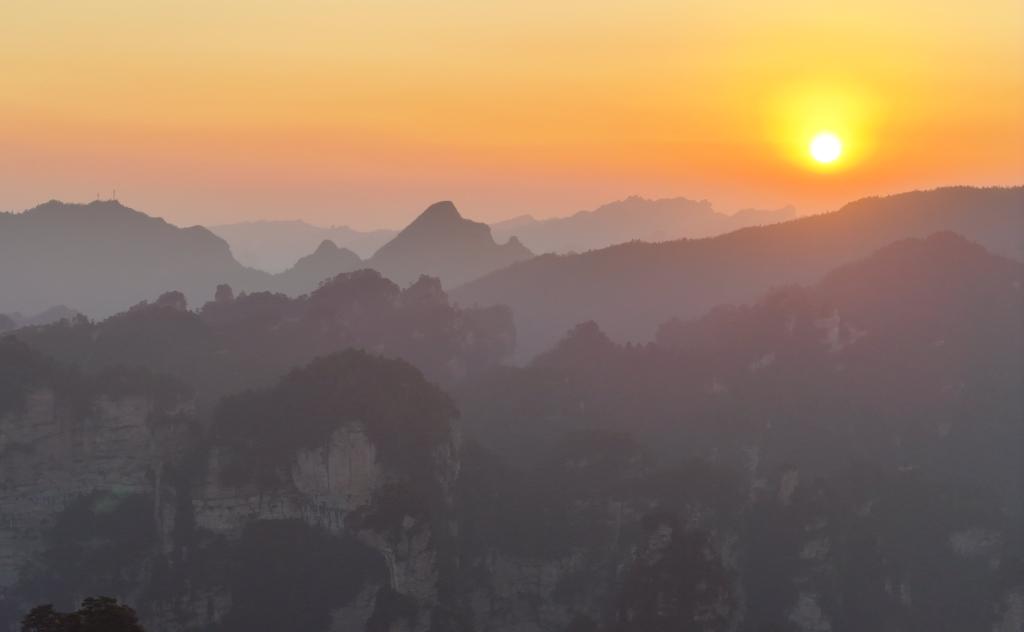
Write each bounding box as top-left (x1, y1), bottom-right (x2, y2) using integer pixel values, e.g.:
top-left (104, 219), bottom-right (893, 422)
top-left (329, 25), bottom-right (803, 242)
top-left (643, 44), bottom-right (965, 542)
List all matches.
top-left (1, 2), bottom-right (1023, 629)
top-left (2, 0), bottom-right (1022, 228)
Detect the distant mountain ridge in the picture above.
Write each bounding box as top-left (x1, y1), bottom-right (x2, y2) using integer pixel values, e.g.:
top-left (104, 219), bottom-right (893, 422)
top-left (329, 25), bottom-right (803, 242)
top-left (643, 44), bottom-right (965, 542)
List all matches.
top-left (490, 196), bottom-right (797, 254)
top-left (0, 200), bottom-right (370, 318)
top-left (208, 219), bottom-right (397, 272)
top-left (8, 187), bottom-right (1021, 336)
top-left (209, 195), bottom-right (795, 269)
top-left (272, 239), bottom-right (362, 294)
top-left (0, 200), bottom-right (265, 318)
top-left (462, 231), bottom-right (1023, 474)
top-left (453, 186), bottom-right (1024, 358)
top-left (0, 198), bottom-right (532, 319)
top-left (368, 201), bottom-right (533, 287)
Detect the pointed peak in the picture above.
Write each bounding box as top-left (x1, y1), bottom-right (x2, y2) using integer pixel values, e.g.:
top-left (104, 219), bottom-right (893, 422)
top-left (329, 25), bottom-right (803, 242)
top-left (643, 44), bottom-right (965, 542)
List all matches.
top-left (503, 235), bottom-right (533, 255)
top-left (314, 239), bottom-right (340, 255)
top-left (415, 201), bottom-right (462, 224)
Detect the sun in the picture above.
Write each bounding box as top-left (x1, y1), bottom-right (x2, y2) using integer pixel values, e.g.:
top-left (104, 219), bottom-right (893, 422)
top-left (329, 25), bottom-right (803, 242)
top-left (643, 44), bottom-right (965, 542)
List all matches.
top-left (768, 83), bottom-right (879, 172)
top-left (809, 132), bottom-right (842, 164)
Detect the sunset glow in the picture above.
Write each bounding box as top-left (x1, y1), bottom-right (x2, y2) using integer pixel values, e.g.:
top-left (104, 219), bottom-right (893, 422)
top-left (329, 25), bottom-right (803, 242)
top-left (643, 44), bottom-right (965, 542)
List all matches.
top-left (1, 1), bottom-right (1021, 226)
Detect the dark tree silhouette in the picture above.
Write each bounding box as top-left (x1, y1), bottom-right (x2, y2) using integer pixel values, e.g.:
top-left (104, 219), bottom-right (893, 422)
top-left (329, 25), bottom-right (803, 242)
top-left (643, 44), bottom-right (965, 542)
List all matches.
top-left (21, 597), bottom-right (145, 632)
top-left (20, 605), bottom-right (65, 632)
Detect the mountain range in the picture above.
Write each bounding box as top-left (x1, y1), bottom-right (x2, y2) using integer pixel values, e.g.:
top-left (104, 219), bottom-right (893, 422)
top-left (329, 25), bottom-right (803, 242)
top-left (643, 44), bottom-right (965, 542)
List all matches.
top-left (490, 196), bottom-right (797, 254)
top-left (4, 187), bottom-right (1021, 360)
top-left (451, 230), bottom-right (1022, 631)
top-left (210, 196), bottom-right (797, 272)
top-left (0, 199), bottom-right (531, 319)
top-left (453, 186), bottom-right (1024, 358)
top-left (0, 200), bottom-right (264, 318)
top-left (208, 220), bottom-right (397, 272)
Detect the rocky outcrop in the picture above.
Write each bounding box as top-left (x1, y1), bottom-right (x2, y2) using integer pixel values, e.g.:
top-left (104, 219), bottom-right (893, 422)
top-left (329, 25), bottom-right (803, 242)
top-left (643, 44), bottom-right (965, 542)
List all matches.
top-left (0, 347), bottom-right (462, 632)
top-left (0, 389), bottom-right (185, 587)
top-left (192, 422), bottom-right (458, 629)
top-left (0, 375), bottom-right (196, 630)
top-left (194, 426), bottom-right (384, 535)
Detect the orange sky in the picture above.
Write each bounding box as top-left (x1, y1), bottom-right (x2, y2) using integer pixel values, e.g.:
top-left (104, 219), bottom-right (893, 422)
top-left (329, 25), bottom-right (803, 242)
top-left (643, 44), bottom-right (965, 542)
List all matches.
top-left (1, 1), bottom-right (1021, 229)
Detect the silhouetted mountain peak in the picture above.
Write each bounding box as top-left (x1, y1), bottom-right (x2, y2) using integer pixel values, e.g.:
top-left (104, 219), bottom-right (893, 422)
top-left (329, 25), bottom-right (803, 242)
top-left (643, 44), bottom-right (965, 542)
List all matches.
top-left (298, 240), bottom-right (360, 266)
top-left (208, 220), bottom-right (398, 270)
top-left (379, 201), bottom-right (482, 246)
top-left (271, 240), bottom-right (362, 294)
top-left (412, 201), bottom-right (462, 226)
top-left (314, 239), bottom-right (340, 255)
top-left (369, 201), bottom-right (533, 287)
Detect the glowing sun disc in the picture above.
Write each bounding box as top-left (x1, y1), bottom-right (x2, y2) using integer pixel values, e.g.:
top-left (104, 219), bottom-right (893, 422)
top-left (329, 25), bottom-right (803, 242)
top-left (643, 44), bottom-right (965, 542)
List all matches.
top-left (810, 132), bottom-right (842, 163)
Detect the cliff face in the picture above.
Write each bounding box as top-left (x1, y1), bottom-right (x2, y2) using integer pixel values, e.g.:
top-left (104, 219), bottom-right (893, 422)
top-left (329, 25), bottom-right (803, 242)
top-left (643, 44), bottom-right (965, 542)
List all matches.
top-left (459, 510), bottom-right (739, 632)
top-left (195, 426), bottom-right (385, 535)
top-left (0, 380), bottom-right (200, 632)
top-left (180, 424), bottom-right (458, 632)
top-left (194, 421), bottom-right (459, 627)
top-left (452, 452), bottom-right (1022, 632)
top-left (0, 389), bottom-right (187, 589)
top-left (452, 436), bottom-right (743, 632)
top-left (1, 376), bottom-right (1019, 632)
top-left (0, 349), bottom-right (462, 632)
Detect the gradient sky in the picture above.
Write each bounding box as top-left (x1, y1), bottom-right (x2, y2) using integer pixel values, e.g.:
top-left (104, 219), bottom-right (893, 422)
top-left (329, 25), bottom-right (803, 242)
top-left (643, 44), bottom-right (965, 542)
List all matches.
top-left (1, 1), bottom-right (1021, 229)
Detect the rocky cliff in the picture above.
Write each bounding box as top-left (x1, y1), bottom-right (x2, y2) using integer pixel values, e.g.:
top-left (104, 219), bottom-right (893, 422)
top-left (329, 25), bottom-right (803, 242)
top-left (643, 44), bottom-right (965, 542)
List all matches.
top-left (0, 344), bottom-right (462, 632)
